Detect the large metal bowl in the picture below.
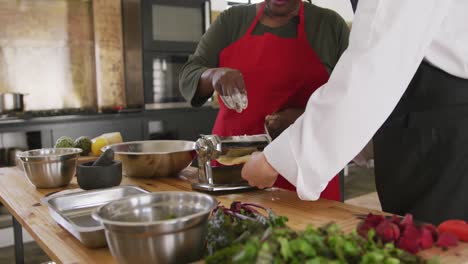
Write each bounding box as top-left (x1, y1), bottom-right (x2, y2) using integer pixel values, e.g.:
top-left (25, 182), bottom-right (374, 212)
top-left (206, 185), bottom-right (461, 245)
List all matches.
top-left (92, 191), bottom-right (217, 264)
top-left (103, 140), bottom-right (196, 178)
top-left (17, 148), bottom-right (82, 188)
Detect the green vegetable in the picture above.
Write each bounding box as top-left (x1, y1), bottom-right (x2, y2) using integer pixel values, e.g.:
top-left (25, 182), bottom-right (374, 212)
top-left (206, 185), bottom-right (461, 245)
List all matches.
top-left (164, 213), bottom-right (177, 220)
top-left (205, 202), bottom-right (437, 264)
top-left (73, 136), bottom-right (92, 155)
top-left (54, 136), bottom-right (74, 148)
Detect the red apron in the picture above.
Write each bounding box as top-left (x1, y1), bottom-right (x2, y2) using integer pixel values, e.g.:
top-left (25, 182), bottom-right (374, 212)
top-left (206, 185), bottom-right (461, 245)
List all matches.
top-left (212, 2), bottom-right (341, 201)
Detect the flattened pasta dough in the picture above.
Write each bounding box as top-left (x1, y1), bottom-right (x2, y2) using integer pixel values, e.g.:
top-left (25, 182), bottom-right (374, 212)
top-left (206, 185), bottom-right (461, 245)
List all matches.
top-left (216, 147), bottom-right (257, 166)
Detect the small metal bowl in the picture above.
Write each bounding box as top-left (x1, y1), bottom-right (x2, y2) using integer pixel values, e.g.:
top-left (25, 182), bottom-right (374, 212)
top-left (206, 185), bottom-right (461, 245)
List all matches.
top-left (92, 191), bottom-right (217, 264)
top-left (17, 148), bottom-right (82, 188)
top-left (103, 140), bottom-right (196, 178)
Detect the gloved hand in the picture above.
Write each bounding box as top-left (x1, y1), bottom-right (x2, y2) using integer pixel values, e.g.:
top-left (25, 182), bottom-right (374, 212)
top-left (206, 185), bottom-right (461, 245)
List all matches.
top-left (265, 108), bottom-right (304, 139)
top-left (211, 68), bottom-right (248, 113)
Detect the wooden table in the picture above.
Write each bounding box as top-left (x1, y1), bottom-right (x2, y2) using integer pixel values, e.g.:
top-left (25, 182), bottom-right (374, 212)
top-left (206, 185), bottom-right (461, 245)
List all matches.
top-left (0, 166), bottom-right (467, 264)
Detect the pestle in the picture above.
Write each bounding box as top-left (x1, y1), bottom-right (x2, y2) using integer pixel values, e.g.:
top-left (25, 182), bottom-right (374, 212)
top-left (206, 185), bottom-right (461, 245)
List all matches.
top-left (92, 148), bottom-right (114, 166)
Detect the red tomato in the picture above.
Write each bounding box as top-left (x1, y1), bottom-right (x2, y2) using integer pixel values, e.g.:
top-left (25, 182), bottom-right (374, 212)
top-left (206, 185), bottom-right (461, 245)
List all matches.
top-left (438, 220), bottom-right (468, 242)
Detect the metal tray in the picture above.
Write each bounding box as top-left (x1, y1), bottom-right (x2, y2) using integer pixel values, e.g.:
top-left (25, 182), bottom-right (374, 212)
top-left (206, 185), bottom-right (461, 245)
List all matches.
top-left (41, 185), bottom-right (149, 248)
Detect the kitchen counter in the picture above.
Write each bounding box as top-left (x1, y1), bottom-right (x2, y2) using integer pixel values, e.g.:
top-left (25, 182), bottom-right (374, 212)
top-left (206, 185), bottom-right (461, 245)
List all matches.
top-left (0, 106), bottom-right (215, 129)
top-left (0, 107), bottom-right (218, 149)
top-left (0, 166), bottom-right (467, 263)
top-left (0, 111), bottom-right (145, 131)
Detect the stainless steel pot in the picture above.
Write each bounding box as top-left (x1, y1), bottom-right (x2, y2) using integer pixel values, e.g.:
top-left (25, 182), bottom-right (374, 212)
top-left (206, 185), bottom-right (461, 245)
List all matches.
top-left (0, 92), bottom-right (25, 113)
top-left (92, 191), bottom-right (218, 264)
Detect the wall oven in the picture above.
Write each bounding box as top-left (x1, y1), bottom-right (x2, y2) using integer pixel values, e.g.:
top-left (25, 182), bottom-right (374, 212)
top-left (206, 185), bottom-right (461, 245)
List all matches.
top-left (143, 52), bottom-right (190, 104)
top-left (122, 0), bottom-right (210, 106)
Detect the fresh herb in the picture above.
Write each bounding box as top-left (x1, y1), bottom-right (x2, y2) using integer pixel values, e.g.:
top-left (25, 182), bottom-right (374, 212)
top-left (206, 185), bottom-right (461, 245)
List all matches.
top-left (206, 202), bottom-right (437, 264)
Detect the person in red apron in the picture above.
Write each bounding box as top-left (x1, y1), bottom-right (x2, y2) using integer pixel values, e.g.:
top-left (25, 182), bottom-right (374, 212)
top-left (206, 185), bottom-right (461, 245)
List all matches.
top-left (210, 1), bottom-right (341, 201)
top-left (180, 0), bottom-right (349, 201)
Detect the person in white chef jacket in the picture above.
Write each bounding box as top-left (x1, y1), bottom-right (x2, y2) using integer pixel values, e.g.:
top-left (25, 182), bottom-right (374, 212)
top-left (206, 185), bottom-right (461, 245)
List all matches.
top-left (241, 0), bottom-right (468, 225)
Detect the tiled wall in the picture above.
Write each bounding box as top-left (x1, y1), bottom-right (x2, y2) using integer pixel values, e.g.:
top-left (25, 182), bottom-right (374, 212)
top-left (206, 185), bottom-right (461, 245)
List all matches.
top-left (0, 0), bottom-right (126, 111)
top-left (92, 0), bottom-right (126, 110)
top-left (0, 0), bottom-right (96, 110)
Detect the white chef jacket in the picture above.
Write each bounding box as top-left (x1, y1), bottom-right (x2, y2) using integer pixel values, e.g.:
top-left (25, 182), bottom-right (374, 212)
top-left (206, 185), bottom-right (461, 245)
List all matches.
top-left (264, 0), bottom-right (468, 200)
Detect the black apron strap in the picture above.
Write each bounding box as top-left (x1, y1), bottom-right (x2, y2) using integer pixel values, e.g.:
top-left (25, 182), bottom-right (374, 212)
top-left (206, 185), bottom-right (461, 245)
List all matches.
top-left (374, 60), bottom-right (468, 224)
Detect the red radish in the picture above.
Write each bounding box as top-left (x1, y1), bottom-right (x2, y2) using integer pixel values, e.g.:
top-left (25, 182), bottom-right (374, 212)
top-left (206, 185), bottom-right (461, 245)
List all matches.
top-left (420, 228), bottom-right (434, 249)
top-left (357, 213), bottom-right (386, 238)
top-left (357, 213), bottom-right (460, 253)
top-left (437, 232), bottom-right (459, 249)
top-left (376, 220), bottom-right (400, 242)
top-left (400, 213), bottom-right (414, 227)
top-left (365, 213), bottom-right (386, 227)
top-left (398, 236), bottom-right (420, 254)
top-left (391, 215), bottom-right (401, 225)
top-left (422, 223), bottom-right (439, 241)
top-left (402, 224), bottom-right (421, 240)
top-left (357, 221), bottom-right (374, 238)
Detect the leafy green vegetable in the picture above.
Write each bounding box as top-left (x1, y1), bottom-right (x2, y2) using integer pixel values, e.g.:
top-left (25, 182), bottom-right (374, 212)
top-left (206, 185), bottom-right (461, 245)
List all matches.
top-left (73, 136), bottom-right (92, 155)
top-left (205, 202), bottom-right (287, 256)
top-left (205, 202), bottom-right (437, 264)
top-left (164, 213), bottom-right (177, 220)
top-left (55, 136), bottom-right (74, 148)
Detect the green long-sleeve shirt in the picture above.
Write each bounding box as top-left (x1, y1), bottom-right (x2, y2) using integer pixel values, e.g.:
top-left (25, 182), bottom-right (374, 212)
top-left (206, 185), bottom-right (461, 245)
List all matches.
top-left (179, 2), bottom-right (350, 106)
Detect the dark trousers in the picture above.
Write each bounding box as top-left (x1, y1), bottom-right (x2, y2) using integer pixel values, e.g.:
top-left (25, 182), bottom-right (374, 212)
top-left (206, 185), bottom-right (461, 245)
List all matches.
top-left (374, 61), bottom-right (468, 224)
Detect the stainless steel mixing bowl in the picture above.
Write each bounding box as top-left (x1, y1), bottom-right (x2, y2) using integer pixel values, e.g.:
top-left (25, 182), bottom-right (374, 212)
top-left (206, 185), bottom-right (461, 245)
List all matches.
top-left (17, 148), bottom-right (82, 188)
top-left (92, 191), bottom-right (218, 264)
top-left (103, 140), bottom-right (196, 178)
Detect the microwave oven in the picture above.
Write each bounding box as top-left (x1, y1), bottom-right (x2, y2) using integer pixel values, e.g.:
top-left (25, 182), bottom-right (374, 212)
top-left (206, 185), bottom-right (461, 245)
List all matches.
top-left (141, 0), bottom-right (211, 53)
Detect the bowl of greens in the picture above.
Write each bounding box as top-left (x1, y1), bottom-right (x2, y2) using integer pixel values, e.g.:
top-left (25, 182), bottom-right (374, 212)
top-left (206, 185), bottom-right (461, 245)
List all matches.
top-left (92, 191), bottom-right (217, 264)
